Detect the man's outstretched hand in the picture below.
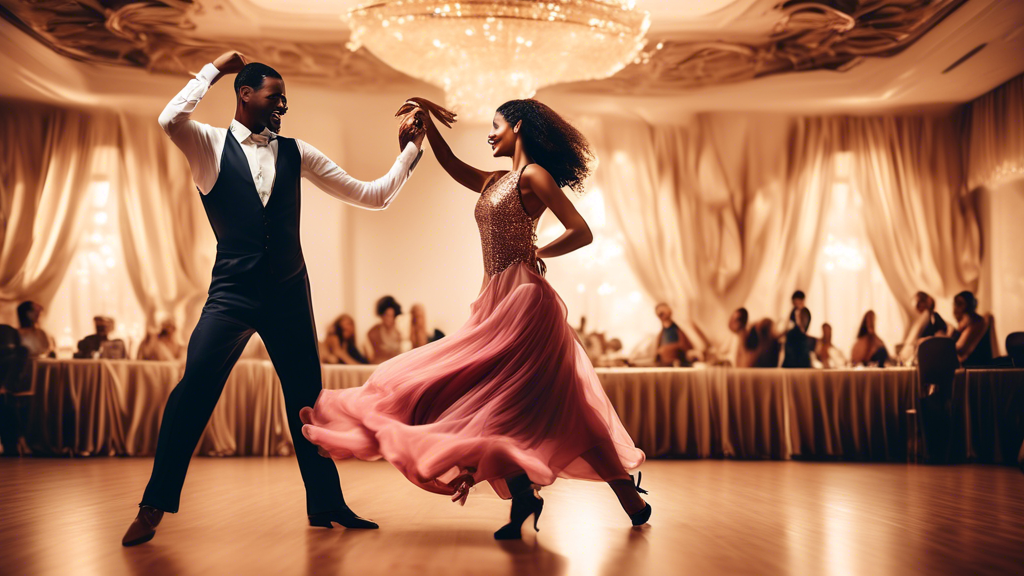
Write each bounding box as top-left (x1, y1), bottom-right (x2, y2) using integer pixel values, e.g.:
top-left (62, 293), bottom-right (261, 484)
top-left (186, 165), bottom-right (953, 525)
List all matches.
top-left (398, 112), bottom-right (426, 151)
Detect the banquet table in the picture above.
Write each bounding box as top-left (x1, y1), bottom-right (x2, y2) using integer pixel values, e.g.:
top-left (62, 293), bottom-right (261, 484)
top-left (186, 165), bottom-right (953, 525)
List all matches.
top-left (22, 359), bottom-right (1024, 464)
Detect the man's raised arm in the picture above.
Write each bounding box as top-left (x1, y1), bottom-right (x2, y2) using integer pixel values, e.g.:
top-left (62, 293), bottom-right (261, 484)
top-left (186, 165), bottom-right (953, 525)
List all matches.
top-left (156, 52), bottom-right (247, 194)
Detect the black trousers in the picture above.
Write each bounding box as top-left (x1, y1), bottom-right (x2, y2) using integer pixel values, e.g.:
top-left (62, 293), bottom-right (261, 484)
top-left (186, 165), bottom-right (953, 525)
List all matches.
top-left (140, 269), bottom-right (345, 514)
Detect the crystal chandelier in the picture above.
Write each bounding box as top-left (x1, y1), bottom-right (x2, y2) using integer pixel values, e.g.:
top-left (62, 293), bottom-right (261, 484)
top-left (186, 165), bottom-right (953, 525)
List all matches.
top-left (346, 0), bottom-right (650, 120)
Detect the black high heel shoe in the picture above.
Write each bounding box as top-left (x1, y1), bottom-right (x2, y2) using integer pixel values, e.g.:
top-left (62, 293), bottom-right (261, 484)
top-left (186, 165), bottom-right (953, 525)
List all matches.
top-left (494, 491), bottom-right (544, 540)
top-left (629, 472), bottom-right (652, 526)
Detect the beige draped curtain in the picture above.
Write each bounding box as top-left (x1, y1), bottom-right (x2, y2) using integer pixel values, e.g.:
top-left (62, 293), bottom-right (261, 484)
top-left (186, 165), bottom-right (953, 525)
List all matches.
top-left (594, 114), bottom-right (837, 345)
top-left (0, 100), bottom-right (212, 336)
top-left (0, 101), bottom-right (116, 323)
top-left (116, 114), bottom-right (213, 335)
top-left (964, 74), bottom-right (1024, 191)
top-left (848, 115), bottom-right (981, 321)
top-left (594, 112), bottom-right (985, 348)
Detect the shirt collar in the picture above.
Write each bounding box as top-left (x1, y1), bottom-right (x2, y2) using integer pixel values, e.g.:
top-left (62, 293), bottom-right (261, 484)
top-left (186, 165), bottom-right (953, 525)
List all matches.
top-left (229, 119), bottom-right (277, 144)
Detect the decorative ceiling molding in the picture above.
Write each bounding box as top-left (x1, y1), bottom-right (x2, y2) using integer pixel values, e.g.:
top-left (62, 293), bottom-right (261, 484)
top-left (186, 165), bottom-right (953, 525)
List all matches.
top-left (567, 0), bottom-right (967, 94)
top-left (0, 0), bottom-right (968, 94)
top-left (0, 0), bottom-right (416, 88)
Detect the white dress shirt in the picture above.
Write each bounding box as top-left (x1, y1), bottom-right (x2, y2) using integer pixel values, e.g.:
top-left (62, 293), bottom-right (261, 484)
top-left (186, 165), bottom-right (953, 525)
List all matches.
top-left (158, 63), bottom-right (422, 209)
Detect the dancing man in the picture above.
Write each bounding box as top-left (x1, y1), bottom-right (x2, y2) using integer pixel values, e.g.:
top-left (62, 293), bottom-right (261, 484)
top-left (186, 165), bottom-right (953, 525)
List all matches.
top-left (122, 51), bottom-right (424, 546)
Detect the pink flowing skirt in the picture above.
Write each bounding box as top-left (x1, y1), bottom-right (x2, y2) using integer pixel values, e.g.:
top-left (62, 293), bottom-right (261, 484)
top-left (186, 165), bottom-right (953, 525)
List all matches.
top-left (301, 262), bottom-right (645, 499)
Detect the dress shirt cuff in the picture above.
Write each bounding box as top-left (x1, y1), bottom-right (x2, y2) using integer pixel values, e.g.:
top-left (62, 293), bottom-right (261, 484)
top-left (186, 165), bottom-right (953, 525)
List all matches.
top-left (197, 63), bottom-right (221, 86)
top-left (400, 141), bottom-right (424, 174)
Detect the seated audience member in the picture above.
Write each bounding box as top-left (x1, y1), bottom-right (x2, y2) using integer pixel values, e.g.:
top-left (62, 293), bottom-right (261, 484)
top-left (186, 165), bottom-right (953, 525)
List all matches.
top-left (781, 308), bottom-right (816, 368)
top-left (949, 291), bottom-right (996, 367)
top-left (787, 290), bottom-right (806, 330)
top-left (16, 301), bottom-right (55, 358)
top-left (410, 304), bottom-right (445, 349)
top-left (575, 316), bottom-right (588, 343)
top-left (322, 314), bottom-right (369, 365)
top-left (137, 320), bottom-right (184, 361)
top-left (914, 291), bottom-right (948, 339)
top-left (654, 303), bottom-right (694, 367)
top-left (738, 318), bottom-right (781, 368)
top-left (367, 296), bottom-right (404, 364)
top-left (712, 308), bottom-right (749, 366)
top-left (74, 316), bottom-right (127, 359)
top-left (898, 291), bottom-right (950, 364)
top-left (595, 337), bottom-right (629, 367)
top-left (851, 310), bottom-right (888, 367)
top-left (0, 325), bottom-right (29, 456)
top-left (814, 323), bottom-right (846, 368)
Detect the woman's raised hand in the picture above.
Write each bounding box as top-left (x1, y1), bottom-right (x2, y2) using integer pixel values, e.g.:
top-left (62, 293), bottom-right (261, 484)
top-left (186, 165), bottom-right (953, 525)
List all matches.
top-left (395, 98), bottom-right (457, 128)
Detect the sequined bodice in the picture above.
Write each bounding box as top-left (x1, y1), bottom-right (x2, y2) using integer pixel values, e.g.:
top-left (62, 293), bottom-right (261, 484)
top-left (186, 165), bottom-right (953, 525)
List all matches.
top-left (475, 169), bottom-right (539, 277)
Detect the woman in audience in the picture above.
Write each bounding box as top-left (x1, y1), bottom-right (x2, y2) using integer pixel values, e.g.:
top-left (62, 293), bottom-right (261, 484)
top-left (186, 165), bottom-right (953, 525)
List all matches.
top-left (322, 314), bottom-right (369, 365)
top-left (814, 323), bottom-right (846, 368)
top-left (367, 296), bottom-right (404, 363)
top-left (16, 301), bottom-right (55, 358)
top-left (851, 310), bottom-right (888, 367)
top-left (409, 304), bottom-right (445, 349)
top-left (949, 290), bottom-right (995, 367)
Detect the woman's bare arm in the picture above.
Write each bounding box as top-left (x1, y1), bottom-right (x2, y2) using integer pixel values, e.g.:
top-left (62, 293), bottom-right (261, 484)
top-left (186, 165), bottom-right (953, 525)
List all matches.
top-left (522, 165), bottom-right (593, 259)
top-left (400, 99), bottom-right (497, 193)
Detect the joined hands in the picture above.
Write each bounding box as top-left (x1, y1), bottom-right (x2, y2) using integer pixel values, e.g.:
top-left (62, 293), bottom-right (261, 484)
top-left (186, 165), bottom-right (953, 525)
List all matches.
top-left (396, 97), bottom-right (457, 151)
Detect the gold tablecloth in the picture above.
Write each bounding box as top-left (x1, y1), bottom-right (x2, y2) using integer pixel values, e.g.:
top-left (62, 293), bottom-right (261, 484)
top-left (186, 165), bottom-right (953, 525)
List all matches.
top-left (24, 360), bottom-right (1024, 463)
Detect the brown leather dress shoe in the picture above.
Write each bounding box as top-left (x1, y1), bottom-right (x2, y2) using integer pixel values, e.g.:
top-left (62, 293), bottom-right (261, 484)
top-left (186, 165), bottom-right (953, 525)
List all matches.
top-left (122, 505), bottom-right (165, 547)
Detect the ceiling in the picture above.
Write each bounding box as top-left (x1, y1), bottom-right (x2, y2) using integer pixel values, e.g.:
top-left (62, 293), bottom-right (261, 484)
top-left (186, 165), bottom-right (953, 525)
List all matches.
top-left (1, 0), bottom-right (1022, 114)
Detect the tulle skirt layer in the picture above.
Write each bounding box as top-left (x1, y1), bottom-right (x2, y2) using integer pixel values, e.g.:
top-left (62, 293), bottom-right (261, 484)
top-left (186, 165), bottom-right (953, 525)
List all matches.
top-left (301, 262), bottom-right (645, 499)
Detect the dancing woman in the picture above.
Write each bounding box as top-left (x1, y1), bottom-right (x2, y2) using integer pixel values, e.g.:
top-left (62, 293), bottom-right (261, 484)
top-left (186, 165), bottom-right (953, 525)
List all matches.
top-left (301, 98), bottom-right (650, 539)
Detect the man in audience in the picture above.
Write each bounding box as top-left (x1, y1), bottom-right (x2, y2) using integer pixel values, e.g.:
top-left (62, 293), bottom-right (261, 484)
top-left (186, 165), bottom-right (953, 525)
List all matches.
top-left (654, 303), bottom-right (694, 367)
top-left (74, 316), bottom-right (127, 359)
top-left (782, 308), bottom-right (816, 368)
top-left (16, 301), bottom-right (55, 358)
top-left (788, 290), bottom-right (806, 330)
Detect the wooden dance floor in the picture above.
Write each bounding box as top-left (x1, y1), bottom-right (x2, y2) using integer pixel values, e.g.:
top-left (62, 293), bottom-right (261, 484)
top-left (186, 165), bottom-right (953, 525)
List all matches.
top-left (1, 459), bottom-right (1021, 576)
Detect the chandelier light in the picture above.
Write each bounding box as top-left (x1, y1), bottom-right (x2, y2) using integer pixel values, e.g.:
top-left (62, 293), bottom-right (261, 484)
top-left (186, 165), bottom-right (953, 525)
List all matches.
top-left (346, 0), bottom-right (650, 120)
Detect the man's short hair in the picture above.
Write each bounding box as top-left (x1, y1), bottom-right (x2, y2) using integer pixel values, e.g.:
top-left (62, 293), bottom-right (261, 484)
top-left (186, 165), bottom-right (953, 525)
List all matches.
top-left (234, 63), bottom-right (282, 95)
top-left (792, 290), bottom-right (806, 301)
top-left (16, 301), bottom-right (36, 327)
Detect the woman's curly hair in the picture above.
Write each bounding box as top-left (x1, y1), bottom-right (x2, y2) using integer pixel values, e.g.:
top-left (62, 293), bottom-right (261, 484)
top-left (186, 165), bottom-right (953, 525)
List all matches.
top-left (495, 99), bottom-right (594, 196)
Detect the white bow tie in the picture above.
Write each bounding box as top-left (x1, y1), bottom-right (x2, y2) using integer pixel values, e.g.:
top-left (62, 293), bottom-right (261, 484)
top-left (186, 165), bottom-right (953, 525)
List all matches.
top-left (249, 132), bottom-right (276, 147)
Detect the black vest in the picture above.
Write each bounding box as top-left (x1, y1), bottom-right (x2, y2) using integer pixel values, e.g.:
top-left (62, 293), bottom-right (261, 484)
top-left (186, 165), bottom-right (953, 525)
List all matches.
top-left (201, 131), bottom-right (305, 289)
